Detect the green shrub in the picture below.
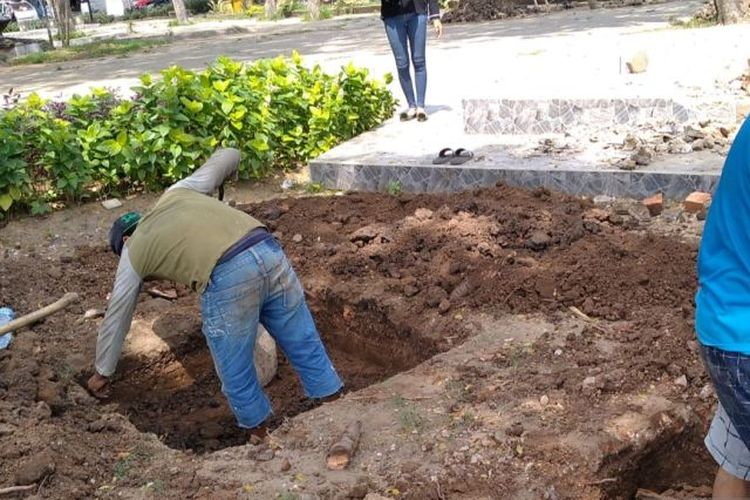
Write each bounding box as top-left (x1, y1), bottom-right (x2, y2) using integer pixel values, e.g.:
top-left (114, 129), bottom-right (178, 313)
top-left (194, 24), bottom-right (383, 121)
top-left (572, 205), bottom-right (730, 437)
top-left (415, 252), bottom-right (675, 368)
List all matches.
top-left (93, 12), bottom-right (117, 24)
top-left (185, 0), bottom-right (212, 14)
top-left (0, 54), bottom-right (395, 215)
top-left (123, 4), bottom-right (174, 20)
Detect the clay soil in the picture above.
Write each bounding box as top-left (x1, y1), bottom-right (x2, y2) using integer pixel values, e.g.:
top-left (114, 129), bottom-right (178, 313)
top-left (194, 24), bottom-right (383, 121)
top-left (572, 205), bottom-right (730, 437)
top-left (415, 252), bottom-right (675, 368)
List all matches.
top-left (0, 183), bottom-right (717, 499)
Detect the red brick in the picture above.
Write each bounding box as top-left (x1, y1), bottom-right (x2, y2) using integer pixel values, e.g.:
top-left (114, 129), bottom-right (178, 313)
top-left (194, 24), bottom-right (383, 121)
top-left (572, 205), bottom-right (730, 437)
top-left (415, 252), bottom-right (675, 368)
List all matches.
top-left (684, 191), bottom-right (712, 213)
top-left (642, 193), bottom-right (663, 216)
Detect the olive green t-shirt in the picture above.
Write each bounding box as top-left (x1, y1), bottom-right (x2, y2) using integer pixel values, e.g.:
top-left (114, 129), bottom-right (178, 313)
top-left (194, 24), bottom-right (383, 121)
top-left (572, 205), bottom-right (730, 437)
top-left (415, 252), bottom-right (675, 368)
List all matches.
top-left (127, 188), bottom-right (263, 293)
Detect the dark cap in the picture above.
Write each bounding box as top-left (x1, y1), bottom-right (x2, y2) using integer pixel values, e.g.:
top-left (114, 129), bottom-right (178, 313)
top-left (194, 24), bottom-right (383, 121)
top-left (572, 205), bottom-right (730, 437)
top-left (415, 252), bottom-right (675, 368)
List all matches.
top-left (109, 211), bottom-right (142, 256)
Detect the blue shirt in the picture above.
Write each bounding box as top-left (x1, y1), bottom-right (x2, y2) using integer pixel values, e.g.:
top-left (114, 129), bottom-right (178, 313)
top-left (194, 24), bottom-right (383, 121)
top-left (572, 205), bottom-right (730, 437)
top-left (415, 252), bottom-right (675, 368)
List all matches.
top-left (696, 116), bottom-right (750, 352)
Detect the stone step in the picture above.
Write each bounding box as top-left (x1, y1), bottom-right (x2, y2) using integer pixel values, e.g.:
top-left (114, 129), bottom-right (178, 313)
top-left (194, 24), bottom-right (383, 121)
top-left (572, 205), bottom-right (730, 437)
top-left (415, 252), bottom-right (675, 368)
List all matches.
top-left (463, 98), bottom-right (736, 135)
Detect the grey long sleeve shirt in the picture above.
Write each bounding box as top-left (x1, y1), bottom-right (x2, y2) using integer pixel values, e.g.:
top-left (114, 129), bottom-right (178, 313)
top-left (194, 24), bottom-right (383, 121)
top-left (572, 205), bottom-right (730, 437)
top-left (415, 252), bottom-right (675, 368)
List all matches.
top-left (95, 148), bottom-right (241, 377)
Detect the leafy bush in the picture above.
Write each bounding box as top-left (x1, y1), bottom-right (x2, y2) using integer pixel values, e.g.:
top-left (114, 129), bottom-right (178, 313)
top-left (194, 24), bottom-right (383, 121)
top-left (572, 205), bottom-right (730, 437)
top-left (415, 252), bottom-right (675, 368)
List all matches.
top-left (123, 4), bottom-right (174, 20)
top-left (92, 12), bottom-right (117, 23)
top-left (0, 54), bottom-right (395, 215)
top-left (185, 0), bottom-right (212, 14)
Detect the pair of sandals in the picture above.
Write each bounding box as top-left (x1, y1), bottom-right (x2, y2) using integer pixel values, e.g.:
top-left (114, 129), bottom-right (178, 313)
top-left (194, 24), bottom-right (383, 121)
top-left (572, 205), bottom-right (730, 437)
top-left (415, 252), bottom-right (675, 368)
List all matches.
top-left (400, 108), bottom-right (428, 122)
top-left (432, 147), bottom-right (474, 165)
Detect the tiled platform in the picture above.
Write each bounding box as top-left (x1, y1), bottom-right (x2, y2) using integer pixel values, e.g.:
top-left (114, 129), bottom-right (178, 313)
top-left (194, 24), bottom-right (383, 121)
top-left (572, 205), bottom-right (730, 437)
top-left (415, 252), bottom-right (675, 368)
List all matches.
top-left (311, 146), bottom-right (721, 200)
top-left (463, 98), bottom-right (736, 135)
top-left (309, 96), bottom-right (728, 200)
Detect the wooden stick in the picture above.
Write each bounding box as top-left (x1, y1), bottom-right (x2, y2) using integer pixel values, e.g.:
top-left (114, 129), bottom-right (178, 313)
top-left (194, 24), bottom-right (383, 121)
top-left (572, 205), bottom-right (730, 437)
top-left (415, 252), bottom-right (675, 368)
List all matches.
top-left (326, 421), bottom-right (362, 470)
top-left (568, 306), bottom-right (608, 334)
top-left (0, 484), bottom-right (36, 496)
top-left (0, 293), bottom-right (79, 335)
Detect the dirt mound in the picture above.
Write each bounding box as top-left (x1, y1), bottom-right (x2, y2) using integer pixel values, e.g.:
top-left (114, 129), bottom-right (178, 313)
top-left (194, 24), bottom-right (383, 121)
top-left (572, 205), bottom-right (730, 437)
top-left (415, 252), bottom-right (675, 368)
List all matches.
top-left (0, 183), bottom-right (709, 498)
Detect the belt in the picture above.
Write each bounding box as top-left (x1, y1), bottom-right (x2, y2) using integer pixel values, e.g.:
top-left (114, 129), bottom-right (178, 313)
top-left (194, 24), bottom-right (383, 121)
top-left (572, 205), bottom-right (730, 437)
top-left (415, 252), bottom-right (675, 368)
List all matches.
top-left (216, 227), bottom-right (271, 266)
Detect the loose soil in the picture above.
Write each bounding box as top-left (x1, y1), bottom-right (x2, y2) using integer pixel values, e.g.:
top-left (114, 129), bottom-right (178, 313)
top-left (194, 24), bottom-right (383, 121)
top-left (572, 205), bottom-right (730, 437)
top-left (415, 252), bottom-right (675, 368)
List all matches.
top-left (0, 183), bottom-right (717, 498)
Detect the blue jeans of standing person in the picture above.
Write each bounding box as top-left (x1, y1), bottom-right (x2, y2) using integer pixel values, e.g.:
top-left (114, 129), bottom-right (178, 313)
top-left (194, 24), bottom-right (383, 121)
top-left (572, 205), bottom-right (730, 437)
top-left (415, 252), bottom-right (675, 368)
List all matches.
top-left (384, 13), bottom-right (428, 109)
top-left (200, 237), bottom-right (343, 429)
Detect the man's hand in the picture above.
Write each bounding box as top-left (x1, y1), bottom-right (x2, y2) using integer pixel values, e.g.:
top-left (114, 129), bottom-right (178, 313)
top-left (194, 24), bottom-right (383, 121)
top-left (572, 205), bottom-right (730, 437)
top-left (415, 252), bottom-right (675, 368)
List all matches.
top-left (433, 19), bottom-right (443, 39)
top-left (87, 372), bottom-right (110, 399)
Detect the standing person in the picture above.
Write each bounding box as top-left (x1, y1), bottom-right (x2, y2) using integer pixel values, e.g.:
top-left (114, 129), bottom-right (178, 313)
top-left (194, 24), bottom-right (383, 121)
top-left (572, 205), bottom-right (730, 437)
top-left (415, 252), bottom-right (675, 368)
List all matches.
top-left (696, 115), bottom-right (750, 498)
top-left (381, 0), bottom-right (443, 122)
top-left (87, 148), bottom-right (343, 438)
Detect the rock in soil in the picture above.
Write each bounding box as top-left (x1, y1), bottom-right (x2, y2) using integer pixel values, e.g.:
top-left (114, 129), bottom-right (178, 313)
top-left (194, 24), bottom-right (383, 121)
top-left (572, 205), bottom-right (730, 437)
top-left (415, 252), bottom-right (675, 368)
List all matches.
top-left (14, 450), bottom-right (56, 485)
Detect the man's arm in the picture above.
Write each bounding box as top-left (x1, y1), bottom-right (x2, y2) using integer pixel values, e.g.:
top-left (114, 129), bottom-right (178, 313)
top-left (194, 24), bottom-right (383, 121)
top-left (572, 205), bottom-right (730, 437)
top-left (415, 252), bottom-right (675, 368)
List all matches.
top-left (168, 148), bottom-right (241, 195)
top-left (94, 246), bottom-right (142, 378)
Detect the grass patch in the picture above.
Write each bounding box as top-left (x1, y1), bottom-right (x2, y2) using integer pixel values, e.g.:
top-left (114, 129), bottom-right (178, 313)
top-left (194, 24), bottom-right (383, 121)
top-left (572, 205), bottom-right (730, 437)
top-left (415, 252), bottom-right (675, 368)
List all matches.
top-left (669, 14), bottom-right (717, 29)
top-left (392, 394), bottom-right (425, 433)
top-left (11, 38), bottom-right (169, 66)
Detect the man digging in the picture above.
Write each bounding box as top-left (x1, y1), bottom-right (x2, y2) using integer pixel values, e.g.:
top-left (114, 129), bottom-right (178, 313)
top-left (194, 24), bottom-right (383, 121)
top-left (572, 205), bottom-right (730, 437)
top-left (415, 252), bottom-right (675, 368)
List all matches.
top-left (86, 148), bottom-right (343, 438)
top-left (696, 115), bottom-right (750, 498)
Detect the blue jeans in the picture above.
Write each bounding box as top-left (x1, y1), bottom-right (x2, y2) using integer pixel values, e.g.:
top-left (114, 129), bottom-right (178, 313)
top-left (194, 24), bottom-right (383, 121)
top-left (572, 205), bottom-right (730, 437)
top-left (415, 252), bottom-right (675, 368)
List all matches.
top-left (384, 13), bottom-right (427, 109)
top-left (200, 237), bottom-right (343, 429)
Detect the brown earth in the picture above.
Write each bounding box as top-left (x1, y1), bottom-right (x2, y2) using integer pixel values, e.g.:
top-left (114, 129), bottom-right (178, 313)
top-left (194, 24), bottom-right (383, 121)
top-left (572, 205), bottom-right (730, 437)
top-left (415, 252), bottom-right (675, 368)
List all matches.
top-left (0, 183), bottom-right (716, 499)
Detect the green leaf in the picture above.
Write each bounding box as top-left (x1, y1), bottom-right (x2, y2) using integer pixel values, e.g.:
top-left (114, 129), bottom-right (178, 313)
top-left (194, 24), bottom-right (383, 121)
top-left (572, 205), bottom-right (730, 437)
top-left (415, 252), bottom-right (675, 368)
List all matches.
top-left (0, 194), bottom-right (13, 211)
top-left (213, 80), bottom-right (230, 92)
top-left (221, 100), bottom-right (234, 114)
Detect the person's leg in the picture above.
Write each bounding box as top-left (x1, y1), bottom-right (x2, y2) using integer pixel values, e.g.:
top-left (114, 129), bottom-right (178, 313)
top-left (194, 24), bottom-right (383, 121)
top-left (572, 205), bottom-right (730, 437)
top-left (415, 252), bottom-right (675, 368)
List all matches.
top-left (200, 251), bottom-right (272, 430)
top-left (406, 14), bottom-right (428, 110)
top-left (701, 345), bottom-right (750, 498)
top-left (254, 238), bottom-right (343, 399)
top-left (383, 15), bottom-right (417, 111)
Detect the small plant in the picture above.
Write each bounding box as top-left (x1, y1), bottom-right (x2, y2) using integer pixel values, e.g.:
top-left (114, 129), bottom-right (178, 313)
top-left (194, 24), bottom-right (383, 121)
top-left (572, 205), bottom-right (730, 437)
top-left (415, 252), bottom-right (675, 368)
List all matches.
top-left (93, 12), bottom-right (117, 23)
top-left (113, 454), bottom-right (134, 480)
top-left (303, 182), bottom-right (324, 194)
top-left (277, 490), bottom-right (299, 500)
top-left (144, 479), bottom-right (166, 495)
top-left (386, 180), bottom-right (402, 196)
top-left (392, 394), bottom-right (425, 433)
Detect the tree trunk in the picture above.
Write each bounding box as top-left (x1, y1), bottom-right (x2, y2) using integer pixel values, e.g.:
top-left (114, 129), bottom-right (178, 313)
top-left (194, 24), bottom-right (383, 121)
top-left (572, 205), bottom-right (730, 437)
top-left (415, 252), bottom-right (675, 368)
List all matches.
top-left (307, 0), bottom-right (319, 19)
top-left (265, 0), bottom-right (277, 17)
top-left (714, 0), bottom-right (749, 24)
top-left (48, 0), bottom-right (72, 47)
top-left (172, 0), bottom-right (189, 24)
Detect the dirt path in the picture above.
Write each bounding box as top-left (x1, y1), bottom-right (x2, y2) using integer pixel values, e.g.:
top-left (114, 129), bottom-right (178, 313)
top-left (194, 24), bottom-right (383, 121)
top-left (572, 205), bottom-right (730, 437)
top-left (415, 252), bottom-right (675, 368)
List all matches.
top-left (2, 0), bottom-right (740, 107)
top-left (0, 183), bottom-right (715, 498)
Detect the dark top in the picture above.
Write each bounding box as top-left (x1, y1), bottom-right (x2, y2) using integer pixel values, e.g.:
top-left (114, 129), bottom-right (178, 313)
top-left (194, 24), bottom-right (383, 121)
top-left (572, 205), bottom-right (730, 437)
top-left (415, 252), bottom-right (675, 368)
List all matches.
top-left (381, 0), bottom-right (440, 20)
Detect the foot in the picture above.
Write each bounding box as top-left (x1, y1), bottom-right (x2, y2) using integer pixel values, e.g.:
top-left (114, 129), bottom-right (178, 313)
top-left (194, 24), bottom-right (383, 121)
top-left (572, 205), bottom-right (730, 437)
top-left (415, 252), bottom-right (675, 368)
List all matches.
top-left (247, 423), bottom-right (269, 444)
top-left (399, 108), bottom-right (417, 121)
top-left (416, 108), bottom-right (428, 122)
top-left (314, 389), bottom-right (344, 404)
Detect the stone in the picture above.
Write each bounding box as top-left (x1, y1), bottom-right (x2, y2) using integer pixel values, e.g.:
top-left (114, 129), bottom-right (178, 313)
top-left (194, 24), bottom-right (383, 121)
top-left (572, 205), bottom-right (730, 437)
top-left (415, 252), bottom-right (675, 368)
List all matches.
top-left (674, 375), bottom-right (688, 388)
top-left (101, 199), bottom-right (123, 210)
top-left (292, 234), bottom-right (303, 243)
top-left (506, 423), bottom-right (524, 437)
top-left (255, 326), bottom-right (278, 387)
top-left (593, 195), bottom-right (615, 206)
top-left (414, 208), bottom-right (433, 221)
top-left (627, 203), bottom-right (651, 222)
top-left (700, 384), bottom-right (714, 400)
top-left (668, 138), bottom-right (692, 154)
top-left (527, 231), bottom-right (551, 251)
top-left (684, 192), bottom-right (712, 213)
top-left (279, 458), bottom-right (292, 472)
top-left (438, 299), bottom-right (451, 314)
top-left (539, 395), bottom-right (549, 406)
top-left (14, 451), bottom-right (56, 485)
top-left (632, 147), bottom-right (652, 166)
top-left (642, 193), bottom-right (663, 216)
top-left (83, 309), bottom-right (105, 320)
top-left (684, 126), bottom-right (706, 142)
top-left (403, 285), bottom-right (419, 297)
top-left (255, 449), bottom-right (275, 462)
top-left (582, 376), bottom-right (598, 393)
top-left (0, 423), bottom-right (16, 437)
top-left (626, 51), bottom-right (649, 74)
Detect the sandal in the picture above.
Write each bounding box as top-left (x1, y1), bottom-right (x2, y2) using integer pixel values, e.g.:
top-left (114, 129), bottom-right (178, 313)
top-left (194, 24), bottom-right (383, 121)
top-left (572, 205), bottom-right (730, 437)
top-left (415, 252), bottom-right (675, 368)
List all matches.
top-left (450, 148), bottom-right (474, 165)
top-left (432, 148), bottom-right (455, 165)
top-left (416, 108), bottom-right (428, 122)
top-left (399, 108), bottom-right (417, 121)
